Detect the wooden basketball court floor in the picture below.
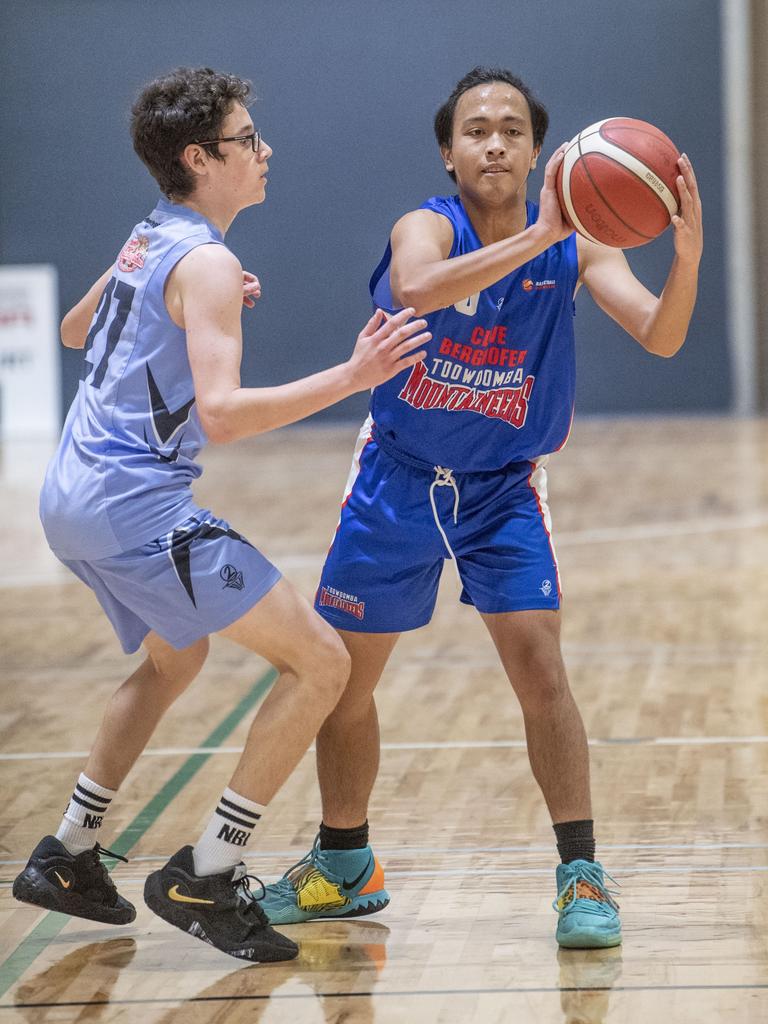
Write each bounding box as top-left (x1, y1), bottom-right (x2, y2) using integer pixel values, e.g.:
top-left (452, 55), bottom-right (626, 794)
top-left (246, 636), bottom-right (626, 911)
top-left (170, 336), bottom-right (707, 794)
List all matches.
top-left (1, 418), bottom-right (766, 1023)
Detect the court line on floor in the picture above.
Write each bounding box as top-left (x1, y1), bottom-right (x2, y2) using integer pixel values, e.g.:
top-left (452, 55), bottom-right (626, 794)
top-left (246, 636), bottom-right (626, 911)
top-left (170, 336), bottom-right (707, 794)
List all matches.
top-left (5, 860), bottom-right (766, 889)
top-left (2, 839), bottom-right (765, 869)
top-left (5, 508), bottom-right (768, 588)
top-left (0, 668), bottom-right (277, 1001)
top-left (382, 864), bottom-right (768, 878)
top-left (8, 863), bottom-right (759, 890)
top-left (269, 510), bottom-right (768, 563)
top-left (3, 734), bottom-right (767, 761)
top-left (267, 510), bottom-right (768, 568)
top-left (5, 982), bottom-right (768, 1009)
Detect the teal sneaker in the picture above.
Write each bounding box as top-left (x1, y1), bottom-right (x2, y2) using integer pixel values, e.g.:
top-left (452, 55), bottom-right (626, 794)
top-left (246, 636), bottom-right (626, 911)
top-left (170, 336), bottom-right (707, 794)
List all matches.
top-left (553, 859), bottom-right (622, 948)
top-left (261, 838), bottom-right (390, 925)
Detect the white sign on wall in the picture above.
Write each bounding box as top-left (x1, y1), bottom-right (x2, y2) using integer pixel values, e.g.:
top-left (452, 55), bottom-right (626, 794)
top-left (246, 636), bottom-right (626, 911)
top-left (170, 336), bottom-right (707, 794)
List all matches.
top-left (0, 264), bottom-right (60, 440)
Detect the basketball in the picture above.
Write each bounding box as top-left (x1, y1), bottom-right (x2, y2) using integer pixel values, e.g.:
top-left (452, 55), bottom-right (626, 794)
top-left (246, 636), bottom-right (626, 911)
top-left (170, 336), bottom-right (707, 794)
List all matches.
top-left (556, 117), bottom-right (681, 248)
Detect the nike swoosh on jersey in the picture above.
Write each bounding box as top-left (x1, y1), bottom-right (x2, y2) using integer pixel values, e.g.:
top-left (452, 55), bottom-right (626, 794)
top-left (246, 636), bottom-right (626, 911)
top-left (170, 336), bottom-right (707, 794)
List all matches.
top-left (144, 427), bottom-right (185, 464)
top-left (342, 856), bottom-right (373, 891)
top-left (167, 885), bottom-right (215, 905)
top-left (146, 364), bottom-right (195, 446)
top-left (54, 871), bottom-right (72, 889)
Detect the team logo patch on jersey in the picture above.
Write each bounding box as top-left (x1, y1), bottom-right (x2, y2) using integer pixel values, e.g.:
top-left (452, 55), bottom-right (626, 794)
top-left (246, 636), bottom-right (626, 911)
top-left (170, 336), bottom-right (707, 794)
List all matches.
top-left (319, 586), bottom-right (365, 620)
top-left (220, 564), bottom-right (245, 591)
top-left (398, 360), bottom-right (534, 429)
top-left (540, 579), bottom-right (553, 597)
top-left (118, 235), bottom-right (149, 272)
top-left (522, 278), bottom-right (556, 292)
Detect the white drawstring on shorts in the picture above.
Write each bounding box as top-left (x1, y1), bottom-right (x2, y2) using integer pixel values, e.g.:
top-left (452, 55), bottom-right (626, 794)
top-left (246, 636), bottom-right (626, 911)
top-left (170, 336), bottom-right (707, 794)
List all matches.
top-left (429, 466), bottom-right (463, 584)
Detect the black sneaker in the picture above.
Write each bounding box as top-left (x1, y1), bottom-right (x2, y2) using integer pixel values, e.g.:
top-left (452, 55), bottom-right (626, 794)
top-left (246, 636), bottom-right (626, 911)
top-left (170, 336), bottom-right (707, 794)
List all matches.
top-left (144, 846), bottom-right (298, 963)
top-left (12, 835), bottom-right (136, 925)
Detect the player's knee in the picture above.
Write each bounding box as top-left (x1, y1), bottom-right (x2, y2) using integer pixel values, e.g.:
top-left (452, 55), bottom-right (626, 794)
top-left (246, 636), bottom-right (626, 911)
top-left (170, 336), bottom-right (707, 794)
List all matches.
top-left (509, 639), bottom-right (569, 711)
top-left (515, 657), bottom-right (570, 712)
top-left (311, 630), bottom-right (352, 709)
top-left (149, 636), bottom-right (209, 700)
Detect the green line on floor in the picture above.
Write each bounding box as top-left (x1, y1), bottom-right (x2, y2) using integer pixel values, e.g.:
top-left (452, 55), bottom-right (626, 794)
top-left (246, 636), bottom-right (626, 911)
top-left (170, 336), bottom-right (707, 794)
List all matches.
top-left (0, 668), bottom-right (277, 999)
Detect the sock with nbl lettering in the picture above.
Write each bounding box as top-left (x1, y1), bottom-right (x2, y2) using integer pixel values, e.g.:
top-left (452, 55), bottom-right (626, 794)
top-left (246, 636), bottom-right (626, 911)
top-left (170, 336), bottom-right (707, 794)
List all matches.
top-left (55, 773), bottom-right (117, 854)
top-left (192, 788), bottom-right (266, 877)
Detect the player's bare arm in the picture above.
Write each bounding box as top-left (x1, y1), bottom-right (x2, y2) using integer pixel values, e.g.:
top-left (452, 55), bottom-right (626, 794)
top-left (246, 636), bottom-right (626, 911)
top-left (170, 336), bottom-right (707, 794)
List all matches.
top-left (60, 267), bottom-right (114, 348)
top-left (390, 144), bottom-right (570, 315)
top-left (176, 244), bottom-right (430, 443)
top-left (62, 264), bottom-right (261, 350)
top-left (578, 155), bottom-right (703, 357)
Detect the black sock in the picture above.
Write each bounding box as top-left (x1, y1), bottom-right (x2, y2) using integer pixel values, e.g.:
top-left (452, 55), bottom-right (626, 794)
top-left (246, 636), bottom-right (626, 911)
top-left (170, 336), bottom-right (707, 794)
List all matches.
top-left (319, 821), bottom-right (369, 851)
top-left (553, 819), bottom-right (595, 864)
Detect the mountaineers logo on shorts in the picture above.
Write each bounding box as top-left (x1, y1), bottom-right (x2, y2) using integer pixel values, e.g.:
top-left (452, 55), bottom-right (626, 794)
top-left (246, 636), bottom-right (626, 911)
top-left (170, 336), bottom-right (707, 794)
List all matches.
top-left (319, 586), bottom-right (365, 620)
top-left (118, 235), bottom-right (150, 272)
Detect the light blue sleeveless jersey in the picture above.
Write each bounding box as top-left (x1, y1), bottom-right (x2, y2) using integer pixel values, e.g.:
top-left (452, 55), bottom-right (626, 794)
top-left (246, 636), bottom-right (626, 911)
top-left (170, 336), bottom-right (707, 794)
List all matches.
top-left (40, 199), bottom-right (225, 559)
top-left (369, 196), bottom-right (579, 472)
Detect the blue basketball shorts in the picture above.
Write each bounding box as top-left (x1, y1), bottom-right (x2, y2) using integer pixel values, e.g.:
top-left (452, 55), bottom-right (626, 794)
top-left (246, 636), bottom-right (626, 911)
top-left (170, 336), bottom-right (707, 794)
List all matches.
top-left (59, 509), bottom-right (281, 654)
top-left (315, 433), bottom-right (561, 634)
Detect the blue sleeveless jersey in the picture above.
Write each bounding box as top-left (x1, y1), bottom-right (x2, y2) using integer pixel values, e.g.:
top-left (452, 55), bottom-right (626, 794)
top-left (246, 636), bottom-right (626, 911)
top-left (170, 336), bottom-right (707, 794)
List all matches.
top-left (369, 196), bottom-right (578, 472)
top-left (40, 199), bottom-right (225, 559)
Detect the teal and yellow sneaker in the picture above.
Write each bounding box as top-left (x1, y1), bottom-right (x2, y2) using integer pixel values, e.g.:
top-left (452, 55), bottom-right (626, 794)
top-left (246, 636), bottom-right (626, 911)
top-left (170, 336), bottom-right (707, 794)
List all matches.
top-left (553, 859), bottom-right (622, 948)
top-left (261, 838), bottom-right (390, 925)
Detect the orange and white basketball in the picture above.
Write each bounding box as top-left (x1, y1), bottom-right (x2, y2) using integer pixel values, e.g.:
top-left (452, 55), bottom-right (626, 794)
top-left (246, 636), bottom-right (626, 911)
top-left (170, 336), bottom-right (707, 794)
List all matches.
top-left (556, 117), bottom-right (681, 248)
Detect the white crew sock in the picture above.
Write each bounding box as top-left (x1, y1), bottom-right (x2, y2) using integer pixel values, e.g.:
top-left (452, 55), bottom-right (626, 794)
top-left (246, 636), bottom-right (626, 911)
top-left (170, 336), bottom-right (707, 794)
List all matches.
top-left (192, 787), bottom-right (266, 876)
top-left (55, 773), bottom-right (117, 854)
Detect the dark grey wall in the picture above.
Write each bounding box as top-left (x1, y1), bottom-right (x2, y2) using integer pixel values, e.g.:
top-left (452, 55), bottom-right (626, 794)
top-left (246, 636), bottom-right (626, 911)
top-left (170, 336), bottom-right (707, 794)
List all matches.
top-left (1, 0), bottom-right (724, 422)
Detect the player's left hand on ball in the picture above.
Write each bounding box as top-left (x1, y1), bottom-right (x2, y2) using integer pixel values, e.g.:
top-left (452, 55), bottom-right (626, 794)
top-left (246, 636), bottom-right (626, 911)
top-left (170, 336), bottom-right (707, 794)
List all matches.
top-left (671, 154), bottom-right (703, 265)
top-left (242, 270), bottom-right (262, 308)
top-left (537, 143), bottom-right (572, 245)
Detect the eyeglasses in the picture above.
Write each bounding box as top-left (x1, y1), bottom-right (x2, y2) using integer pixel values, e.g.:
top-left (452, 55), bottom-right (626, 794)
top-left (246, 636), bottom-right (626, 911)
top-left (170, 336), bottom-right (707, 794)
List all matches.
top-left (196, 130), bottom-right (261, 153)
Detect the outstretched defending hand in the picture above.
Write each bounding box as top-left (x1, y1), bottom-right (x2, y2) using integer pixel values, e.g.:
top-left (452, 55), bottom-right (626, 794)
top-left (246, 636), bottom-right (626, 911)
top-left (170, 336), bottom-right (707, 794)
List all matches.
top-left (671, 155), bottom-right (703, 265)
top-left (536, 143), bottom-right (573, 245)
top-left (348, 307), bottom-right (431, 390)
top-left (242, 271), bottom-right (262, 308)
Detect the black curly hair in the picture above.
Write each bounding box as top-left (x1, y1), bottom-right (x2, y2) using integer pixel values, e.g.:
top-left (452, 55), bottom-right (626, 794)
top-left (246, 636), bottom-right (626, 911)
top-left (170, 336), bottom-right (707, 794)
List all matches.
top-left (434, 67), bottom-right (548, 182)
top-left (131, 67), bottom-right (252, 199)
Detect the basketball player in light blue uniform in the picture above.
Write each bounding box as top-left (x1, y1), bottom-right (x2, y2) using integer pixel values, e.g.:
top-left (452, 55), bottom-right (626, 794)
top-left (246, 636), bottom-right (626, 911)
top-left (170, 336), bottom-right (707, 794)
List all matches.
top-left (13, 66), bottom-right (430, 963)
top-left (39, 198), bottom-right (284, 651)
top-left (262, 67), bottom-right (703, 948)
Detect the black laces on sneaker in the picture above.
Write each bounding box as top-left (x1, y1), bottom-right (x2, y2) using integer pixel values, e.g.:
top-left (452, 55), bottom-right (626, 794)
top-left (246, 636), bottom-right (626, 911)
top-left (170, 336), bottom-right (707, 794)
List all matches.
top-left (77, 845), bottom-right (129, 901)
top-left (231, 866), bottom-right (269, 925)
top-left (94, 844), bottom-right (129, 864)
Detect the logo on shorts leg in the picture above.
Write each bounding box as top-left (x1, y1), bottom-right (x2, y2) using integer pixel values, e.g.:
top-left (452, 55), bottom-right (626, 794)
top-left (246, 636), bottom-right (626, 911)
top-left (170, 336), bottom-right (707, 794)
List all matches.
top-left (220, 564), bottom-right (245, 591)
top-left (319, 586), bottom-right (365, 620)
top-left (540, 579), bottom-right (553, 597)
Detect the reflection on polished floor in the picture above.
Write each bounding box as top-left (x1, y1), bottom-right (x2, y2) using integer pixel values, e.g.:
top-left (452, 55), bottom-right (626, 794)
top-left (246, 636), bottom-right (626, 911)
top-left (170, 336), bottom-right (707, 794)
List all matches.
top-left (1, 419), bottom-right (767, 1023)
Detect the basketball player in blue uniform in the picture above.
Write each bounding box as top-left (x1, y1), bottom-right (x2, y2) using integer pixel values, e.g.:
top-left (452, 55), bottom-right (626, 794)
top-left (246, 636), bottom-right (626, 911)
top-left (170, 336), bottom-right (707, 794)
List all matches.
top-left (262, 67), bottom-right (703, 948)
top-left (11, 67), bottom-right (431, 963)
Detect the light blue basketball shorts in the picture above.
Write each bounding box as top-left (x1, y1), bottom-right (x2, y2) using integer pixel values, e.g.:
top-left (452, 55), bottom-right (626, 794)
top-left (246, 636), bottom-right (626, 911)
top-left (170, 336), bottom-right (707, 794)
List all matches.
top-left (60, 509), bottom-right (281, 653)
top-left (315, 435), bottom-right (561, 634)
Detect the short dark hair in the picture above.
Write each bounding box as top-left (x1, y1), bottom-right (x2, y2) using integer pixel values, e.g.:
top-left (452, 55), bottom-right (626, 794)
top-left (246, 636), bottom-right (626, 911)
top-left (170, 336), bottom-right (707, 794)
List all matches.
top-left (131, 67), bottom-right (252, 199)
top-left (434, 66), bottom-right (549, 182)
